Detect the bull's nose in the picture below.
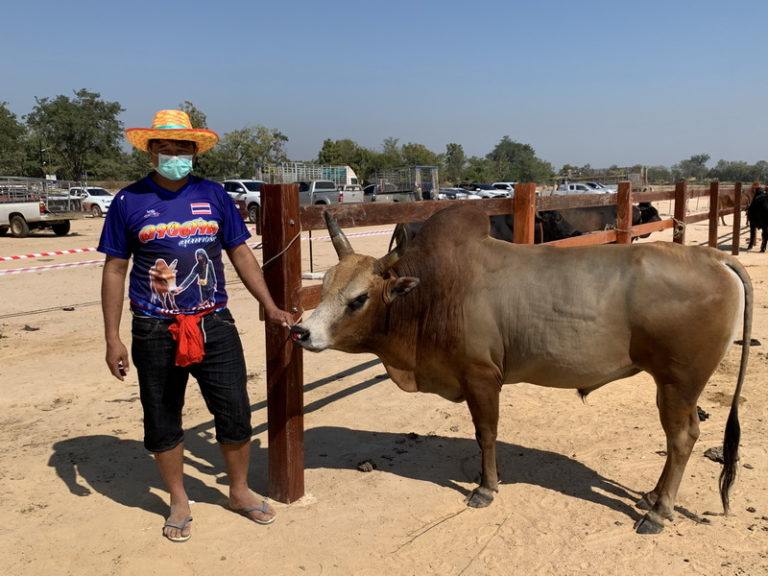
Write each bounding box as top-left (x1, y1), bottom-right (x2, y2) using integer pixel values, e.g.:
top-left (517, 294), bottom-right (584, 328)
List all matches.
top-left (290, 325), bottom-right (310, 343)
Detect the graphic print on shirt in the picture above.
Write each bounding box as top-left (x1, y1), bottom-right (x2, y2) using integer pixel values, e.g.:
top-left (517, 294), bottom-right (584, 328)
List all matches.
top-left (139, 215), bottom-right (221, 314)
top-left (175, 248), bottom-right (218, 308)
top-left (148, 258), bottom-right (179, 310)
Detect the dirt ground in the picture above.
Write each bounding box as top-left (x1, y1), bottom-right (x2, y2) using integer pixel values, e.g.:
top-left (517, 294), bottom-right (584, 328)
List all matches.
top-left (1, 206), bottom-right (767, 576)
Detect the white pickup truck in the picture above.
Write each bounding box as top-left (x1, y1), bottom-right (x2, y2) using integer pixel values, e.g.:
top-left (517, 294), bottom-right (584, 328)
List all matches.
top-left (555, 182), bottom-right (617, 195)
top-left (299, 180), bottom-right (364, 205)
top-left (0, 182), bottom-right (83, 237)
top-left (223, 179), bottom-right (265, 223)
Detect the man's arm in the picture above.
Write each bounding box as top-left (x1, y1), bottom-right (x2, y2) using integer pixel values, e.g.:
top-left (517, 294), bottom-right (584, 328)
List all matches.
top-left (102, 255), bottom-right (131, 380)
top-left (226, 242), bottom-right (294, 326)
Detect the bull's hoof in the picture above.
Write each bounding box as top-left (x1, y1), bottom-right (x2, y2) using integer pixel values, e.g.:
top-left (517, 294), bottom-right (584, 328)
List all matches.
top-left (467, 487), bottom-right (495, 508)
top-left (634, 512), bottom-right (665, 534)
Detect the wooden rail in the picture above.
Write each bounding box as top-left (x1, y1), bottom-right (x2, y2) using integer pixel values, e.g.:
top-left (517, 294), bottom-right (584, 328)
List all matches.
top-left (260, 180), bottom-right (754, 503)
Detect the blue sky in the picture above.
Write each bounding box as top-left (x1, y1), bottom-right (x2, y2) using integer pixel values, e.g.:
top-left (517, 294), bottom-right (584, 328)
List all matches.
top-left (4, 0), bottom-right (767, 170)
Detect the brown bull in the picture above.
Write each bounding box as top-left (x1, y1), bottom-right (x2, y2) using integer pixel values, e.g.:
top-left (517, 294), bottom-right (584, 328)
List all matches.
top-left (718, 186), bottom-right (757, 225)
top-left (149, 258), bottom-right (179, 310)
top-left (290, 204), bottom-right (752, 534)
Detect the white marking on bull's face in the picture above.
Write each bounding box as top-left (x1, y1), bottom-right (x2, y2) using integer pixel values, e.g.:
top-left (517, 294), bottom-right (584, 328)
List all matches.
top-left (292, 254), bottom-right (419, 353)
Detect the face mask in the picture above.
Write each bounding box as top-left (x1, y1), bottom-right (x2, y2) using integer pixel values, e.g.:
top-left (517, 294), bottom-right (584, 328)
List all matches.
top-left (155, 154), bottom-right (194, 181)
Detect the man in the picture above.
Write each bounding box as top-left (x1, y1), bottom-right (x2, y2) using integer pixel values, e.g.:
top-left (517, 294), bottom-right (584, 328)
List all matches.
top-left (99, 109), bottom-right (294, 542)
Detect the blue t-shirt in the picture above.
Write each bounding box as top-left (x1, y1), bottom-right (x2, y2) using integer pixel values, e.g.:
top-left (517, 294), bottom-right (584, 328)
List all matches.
top-left (98, 175), bottom-right (250, 317)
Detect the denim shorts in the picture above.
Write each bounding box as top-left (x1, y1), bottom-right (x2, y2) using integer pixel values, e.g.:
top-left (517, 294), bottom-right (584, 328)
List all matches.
top-left (131, 309), bottom-right (252, 452)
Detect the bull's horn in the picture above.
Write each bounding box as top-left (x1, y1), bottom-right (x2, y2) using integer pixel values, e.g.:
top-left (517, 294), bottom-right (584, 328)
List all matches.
top-left (374, 249), bottom-right (401, 275)
top-left (324, 211), bottom-right (354, 259)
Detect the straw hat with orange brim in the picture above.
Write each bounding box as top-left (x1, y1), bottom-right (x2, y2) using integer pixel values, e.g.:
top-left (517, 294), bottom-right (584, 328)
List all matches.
top-left (125, 110), bottom-right (219, 154)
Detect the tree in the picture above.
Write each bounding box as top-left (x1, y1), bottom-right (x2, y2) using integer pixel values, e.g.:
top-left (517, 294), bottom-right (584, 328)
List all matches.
top-left (443, 143), bottom-right (466, 184)
top-left (123, 148), bottom-right (152, 180)
top-left (317, 139), bottom-right (343, 164)
top-left (559, 164), bottom-right (578, 178)
top-left (0, 102), bottom-right (26, 175)
top-left (486, 136), bottom-right (554, 183)
top-left (380, 137), bottom-right (403, 168)
top-left (709, 159), bottom-right (759, 183)
top-left (462, 156), bottom-right (490, 183)
top-left (673, 153), bottom-right (710, 182)
top-left (647, 165), bottom-right (673, 184)
top-left (754, 161), bottom-right (768, 183)
top-left (179, 101), bottom-right (208, 129)
top-left (200, 125), bottom-right (289, 179)
top-left (317, 138), bottom-right (362, 166)
top-left (401, 142), bottom-right (441, 167)
top-left (25, 89), bottom-right (124, 181)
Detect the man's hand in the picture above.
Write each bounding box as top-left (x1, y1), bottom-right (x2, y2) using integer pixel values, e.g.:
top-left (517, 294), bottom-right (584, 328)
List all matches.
top-left (265, 307), bottom-right (296, 328)
top-left (106, 339), bottom-right (130, 381)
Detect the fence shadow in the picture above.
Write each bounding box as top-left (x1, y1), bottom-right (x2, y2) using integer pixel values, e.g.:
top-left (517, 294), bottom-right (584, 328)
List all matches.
top-left (302, 425), bottom-right (644, 523)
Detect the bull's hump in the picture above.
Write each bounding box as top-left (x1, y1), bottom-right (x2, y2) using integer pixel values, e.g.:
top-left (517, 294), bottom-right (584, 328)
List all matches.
top-left (417, 204), bottom-right (490, 245)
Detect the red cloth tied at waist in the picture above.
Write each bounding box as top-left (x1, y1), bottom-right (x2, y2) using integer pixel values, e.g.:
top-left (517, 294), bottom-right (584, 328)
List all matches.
top-left (167, 311), bottom-right (210, 367)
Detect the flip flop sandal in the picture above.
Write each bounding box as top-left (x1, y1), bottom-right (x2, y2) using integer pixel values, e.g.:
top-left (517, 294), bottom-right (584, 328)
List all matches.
top-left (163, 516), bottom-right (193, 542)
top-left (234, 501), bottom-right (276, 525)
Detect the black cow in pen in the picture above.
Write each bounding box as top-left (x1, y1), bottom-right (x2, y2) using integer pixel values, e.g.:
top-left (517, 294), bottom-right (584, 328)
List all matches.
top-left (746, 187), bottom-right (768, 252)
top-left (390, 203), bottom-right (661, 250)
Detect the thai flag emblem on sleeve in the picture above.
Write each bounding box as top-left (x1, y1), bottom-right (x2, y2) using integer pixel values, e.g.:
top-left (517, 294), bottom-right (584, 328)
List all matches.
top-left (191, 202), bottom-right (212, 215)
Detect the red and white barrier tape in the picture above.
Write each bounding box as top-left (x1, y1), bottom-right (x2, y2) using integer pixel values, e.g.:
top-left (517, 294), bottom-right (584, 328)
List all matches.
top-left (303, 229), bottom-right (393, 242)
top-left (0, 229), bottom-right (393, 275)
top-left (0, 246), bottom-right (100, 261)
top-left (0, 259), bottom-right (104, 275)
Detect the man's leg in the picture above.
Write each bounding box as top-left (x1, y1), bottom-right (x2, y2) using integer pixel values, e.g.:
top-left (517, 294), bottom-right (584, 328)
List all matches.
top-left (194, 312), bottom-right (275, 524)
top-left (155, 442), bottom-right (192, 540)
top-left (221, 441), bottom-right (276, 524)
top-left (131, 316), bottom-right (191, 540)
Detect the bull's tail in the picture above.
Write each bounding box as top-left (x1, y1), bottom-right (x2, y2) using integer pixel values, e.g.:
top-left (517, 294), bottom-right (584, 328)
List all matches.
top-left (720, 260), bottom-right (753, 514)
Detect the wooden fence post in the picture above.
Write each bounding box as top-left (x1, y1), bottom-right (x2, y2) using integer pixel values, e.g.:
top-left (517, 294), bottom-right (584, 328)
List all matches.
top-left (616, 182), bottom-right (632, 244)
top-left (673, 182), bottom-right (688, 244)
top-left (261, 183), bottom-right (305, 504)
top-left (708, 181), bottom-right (719, 248)
top-left (732, 182), bottom-right (743, 256)
top-left (513, 183), bottom-right (537, 244)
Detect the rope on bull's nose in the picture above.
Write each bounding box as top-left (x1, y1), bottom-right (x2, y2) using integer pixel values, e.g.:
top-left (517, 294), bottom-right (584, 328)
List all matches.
top-left (283, 312), bottom-right (305, 346)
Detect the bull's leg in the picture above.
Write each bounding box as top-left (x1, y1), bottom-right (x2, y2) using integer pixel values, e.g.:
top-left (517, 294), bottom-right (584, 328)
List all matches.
top-left (635, 384), bottom-right (702, 534)
top-left (761, 227), bottom-right (768, 252)
top-left (462, 375), bottom-right (501, 508)
top-left (747, 224), bottom-right (756, 250)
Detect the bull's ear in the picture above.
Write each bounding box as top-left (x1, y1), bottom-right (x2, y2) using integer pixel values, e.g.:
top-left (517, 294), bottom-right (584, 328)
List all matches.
top-left (384, 276), bottom-right (420, 303)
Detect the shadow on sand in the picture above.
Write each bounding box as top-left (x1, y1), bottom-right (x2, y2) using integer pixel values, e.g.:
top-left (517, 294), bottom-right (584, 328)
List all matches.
top-left (48, 359), bottom-right (645, 524)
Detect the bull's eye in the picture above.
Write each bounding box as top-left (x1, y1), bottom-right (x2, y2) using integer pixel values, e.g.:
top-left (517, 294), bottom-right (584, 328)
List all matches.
top-left (348, 293), bottom-right (369, 312)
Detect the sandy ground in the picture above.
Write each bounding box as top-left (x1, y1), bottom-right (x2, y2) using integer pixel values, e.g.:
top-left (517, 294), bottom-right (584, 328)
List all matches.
top-left (1, 206), bottom-right (767, 576)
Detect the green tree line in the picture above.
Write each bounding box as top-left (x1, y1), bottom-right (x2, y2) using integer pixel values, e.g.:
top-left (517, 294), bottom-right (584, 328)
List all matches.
top-left (2, 89), bottom-right (767, 186)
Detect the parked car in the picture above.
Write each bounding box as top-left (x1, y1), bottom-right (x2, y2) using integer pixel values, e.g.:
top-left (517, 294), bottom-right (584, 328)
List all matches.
top-left (472, 183), bottom-right (509, 198)
top-left (232, 197), bottom-right (248, 222)
top-left (555, 182), bottom-right (604, 195)
top-left (299, 180), bottom-right (364, 205)
top-left (492, 182), bottom-right (516, 193)
top-left (223, 179), bottom-right (265, 223)
top-left (585, 182), bottom-right (617, 193)
top-left (68, 186), bottom-right (113, 217)
top-left (437, 188), bottom-right (481, 200)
